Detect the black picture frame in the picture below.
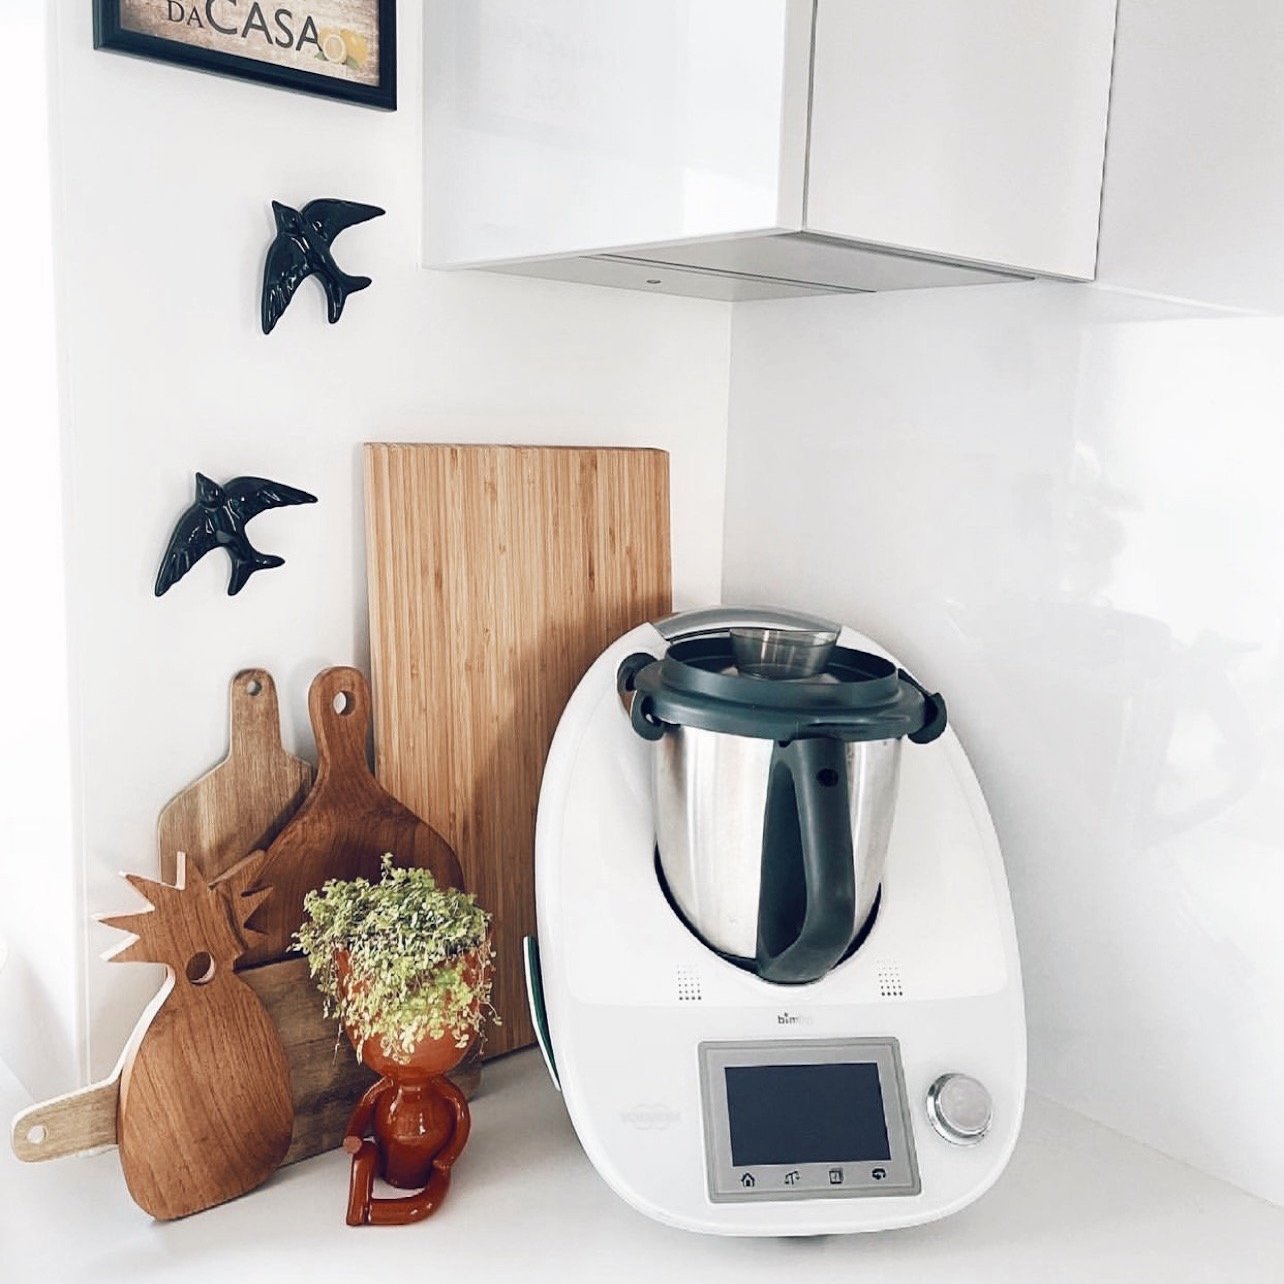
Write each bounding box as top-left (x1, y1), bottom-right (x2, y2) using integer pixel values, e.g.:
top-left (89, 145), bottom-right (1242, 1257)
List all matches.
top-left (93, 0), bottom-right (397, 110)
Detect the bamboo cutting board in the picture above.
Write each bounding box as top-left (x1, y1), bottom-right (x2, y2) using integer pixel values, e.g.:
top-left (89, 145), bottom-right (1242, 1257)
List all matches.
top-left (364, 444), bottom-right (672, 1056)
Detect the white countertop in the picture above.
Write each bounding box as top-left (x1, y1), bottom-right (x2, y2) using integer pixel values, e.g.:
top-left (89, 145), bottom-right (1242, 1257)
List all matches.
top-left (3, 1049), bottom-right (1282, 1284)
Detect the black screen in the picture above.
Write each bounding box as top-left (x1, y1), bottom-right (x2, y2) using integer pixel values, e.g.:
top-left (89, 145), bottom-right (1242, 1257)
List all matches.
top-left (724, 1062), bottom-right (891, 1166)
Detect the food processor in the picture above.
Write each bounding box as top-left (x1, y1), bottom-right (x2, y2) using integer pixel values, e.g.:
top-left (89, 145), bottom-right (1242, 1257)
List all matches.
top-left (525, 606), bottom-right (1025, 1235)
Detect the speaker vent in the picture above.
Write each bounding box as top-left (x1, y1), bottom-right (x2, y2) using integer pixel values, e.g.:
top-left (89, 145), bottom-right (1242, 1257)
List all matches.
top-left (876, 963), bottom-right (904, 998)
top-left (675, 965), bottom-right (703, 1002)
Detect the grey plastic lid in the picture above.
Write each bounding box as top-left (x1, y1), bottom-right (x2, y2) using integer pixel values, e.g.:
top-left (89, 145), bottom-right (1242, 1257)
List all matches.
top-left (621, 632), bottom-right (947, 744)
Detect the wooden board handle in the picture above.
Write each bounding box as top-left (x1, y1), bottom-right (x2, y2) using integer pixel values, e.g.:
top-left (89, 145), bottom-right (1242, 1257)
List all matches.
top-left (10, 1077), bottom-right (120, 1162)
top-left (309, 667), bottom-right (375, 781)
top-left (228, 669), bottom-right (285, 755)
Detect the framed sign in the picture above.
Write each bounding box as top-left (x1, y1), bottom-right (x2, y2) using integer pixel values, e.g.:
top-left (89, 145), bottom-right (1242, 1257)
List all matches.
top-left (93, 0), bottom-right (396, 109)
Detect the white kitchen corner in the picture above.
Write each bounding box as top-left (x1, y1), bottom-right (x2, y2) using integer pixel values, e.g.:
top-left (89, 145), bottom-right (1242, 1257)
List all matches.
top-left (3, 0), bottom-right (1284, 1280)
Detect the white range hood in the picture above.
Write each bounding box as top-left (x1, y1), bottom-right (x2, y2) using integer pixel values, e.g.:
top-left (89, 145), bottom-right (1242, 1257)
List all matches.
top-left (424, 1), bottom-right (1118, 300)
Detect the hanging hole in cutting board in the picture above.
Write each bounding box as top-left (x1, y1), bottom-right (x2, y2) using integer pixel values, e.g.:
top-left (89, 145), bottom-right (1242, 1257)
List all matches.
top-left (185, 952), bottom-right (216, 985)
top-left (245, 678), bottom-right (262, 696)
top-left (333, 691), bottom-right (354, 716)
top-left (26, 1125), bottom-right (47, 1146)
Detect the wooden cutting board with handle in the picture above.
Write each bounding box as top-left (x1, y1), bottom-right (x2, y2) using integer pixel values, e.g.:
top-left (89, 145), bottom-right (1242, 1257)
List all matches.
top-left (158, 669), bottom-right (312, 886)
top-left (12, 954), bottom-right (480, 1173)
top-left (107, 853), bottom-right (293, 1219)
top-left (12, 952), bottom-right (479, 1173)
top-left (10, 957), bottom-right (374, 1173)
top-left (239, 666), bottom-right (464, 966)
top-left (364, 444), bottom-right (672, 1056)
top-left (12, 672), bottom-right (470, 1186)
top-left (9, 854), bottom-right (295, 1220)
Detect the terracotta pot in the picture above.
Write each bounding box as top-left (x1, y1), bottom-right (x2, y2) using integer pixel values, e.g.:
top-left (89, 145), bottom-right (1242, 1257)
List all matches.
top-left (336, 947), bottom-right (488, 1080)
top-left (334, 943), bottom-right (489, 1226)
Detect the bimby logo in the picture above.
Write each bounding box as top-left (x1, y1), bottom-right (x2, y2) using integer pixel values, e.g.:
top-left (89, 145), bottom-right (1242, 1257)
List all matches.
top-left (776, 1011), bottom-right (814, 1026)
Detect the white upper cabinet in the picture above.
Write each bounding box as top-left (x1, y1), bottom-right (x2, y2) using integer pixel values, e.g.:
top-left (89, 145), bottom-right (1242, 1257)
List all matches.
top-left (424, 1), bottom-right (811, 268)
top-left (1095, 0), bottom-right (1284, 311)
top-left (806, 1), bottom-right (1117, 281)
top-left (424, 1), bottom-right (1117, 299)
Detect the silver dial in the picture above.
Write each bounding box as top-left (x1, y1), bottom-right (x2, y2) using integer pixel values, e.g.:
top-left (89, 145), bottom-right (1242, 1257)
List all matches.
top-left (926, 1073), bottom-right (992, 1145)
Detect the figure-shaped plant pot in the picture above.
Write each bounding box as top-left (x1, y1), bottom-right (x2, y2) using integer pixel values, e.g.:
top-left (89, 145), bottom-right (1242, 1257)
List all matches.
top-left (339, 950), bottom-right (484, 1226)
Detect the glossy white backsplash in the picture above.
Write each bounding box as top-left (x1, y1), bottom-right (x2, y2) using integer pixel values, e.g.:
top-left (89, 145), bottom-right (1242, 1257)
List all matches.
top-left (722, 280), bottom-right (1284, 1205)
top-left (724, 0), bottom-right (1284, 1206)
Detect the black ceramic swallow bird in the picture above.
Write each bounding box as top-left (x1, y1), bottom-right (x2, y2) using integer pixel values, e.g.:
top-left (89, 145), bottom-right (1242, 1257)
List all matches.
top-left (260, 198), bottom-right (385, 335)
top-left (155, 473), bottom-right (318, 598)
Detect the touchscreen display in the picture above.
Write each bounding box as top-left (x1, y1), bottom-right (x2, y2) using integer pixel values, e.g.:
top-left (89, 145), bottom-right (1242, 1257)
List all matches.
top-left (724, 1062), bottom-right (891, 1167)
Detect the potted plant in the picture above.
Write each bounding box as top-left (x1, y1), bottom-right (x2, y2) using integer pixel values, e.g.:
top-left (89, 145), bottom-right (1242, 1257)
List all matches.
top-left (295, 855), bottom-right (496, 1226)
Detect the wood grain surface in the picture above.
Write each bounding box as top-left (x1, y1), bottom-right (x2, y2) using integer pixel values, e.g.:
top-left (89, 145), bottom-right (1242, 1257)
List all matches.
top-left (241, 667), bottom-right (464, 966)
top-left (364, 444), bottom-right (672, 1055)
top-left (158, 669), bottom-right (313, 886)
top-left (10, 1064), bottom-right (128, 1163)
top-left (238, 956), bottom-right (375, 1167)
top-left (103, 854), bottom-right (294, 1220)
top-left (11, 953), bottom-right (478, 1171)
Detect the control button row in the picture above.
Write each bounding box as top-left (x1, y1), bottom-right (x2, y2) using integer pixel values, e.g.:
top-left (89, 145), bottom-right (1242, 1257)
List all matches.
top-left (735, 1164), bottom-right (890, 1189)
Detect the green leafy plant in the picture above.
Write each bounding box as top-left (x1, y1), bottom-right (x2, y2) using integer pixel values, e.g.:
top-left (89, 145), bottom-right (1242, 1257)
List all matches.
top-left (294, 855), bottom-right (496, 1058)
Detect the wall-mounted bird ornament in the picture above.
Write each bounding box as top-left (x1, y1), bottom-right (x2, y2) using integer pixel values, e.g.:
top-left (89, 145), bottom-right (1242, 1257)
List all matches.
top-left (155, 473), bottom-right (317, 598)
top-left (261, 197), bottom-right (385, 334)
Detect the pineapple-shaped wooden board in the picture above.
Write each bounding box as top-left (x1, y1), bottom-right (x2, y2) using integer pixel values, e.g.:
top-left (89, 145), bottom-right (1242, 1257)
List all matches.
top-left (102, 852), bottom-right (293, 1219)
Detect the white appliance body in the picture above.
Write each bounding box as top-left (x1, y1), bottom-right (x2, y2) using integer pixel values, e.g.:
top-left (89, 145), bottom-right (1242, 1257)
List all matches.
top-left (532, 614), bottom-right (1025, 1235)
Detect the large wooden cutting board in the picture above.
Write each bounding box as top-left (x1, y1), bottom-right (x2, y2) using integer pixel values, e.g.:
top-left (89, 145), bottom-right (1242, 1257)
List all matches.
top-left (364, 445), bottom-right (672, 1056)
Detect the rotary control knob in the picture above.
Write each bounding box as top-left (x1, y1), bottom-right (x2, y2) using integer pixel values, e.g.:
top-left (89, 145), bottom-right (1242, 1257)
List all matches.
top-left (926, 1073), bottom-right (992, 1145)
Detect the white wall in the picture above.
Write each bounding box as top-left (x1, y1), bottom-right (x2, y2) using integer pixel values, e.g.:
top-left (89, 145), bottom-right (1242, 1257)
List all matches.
top-left (40, 0), bottom-right (730, 1081)
top-left (0, 0), bottom-right (80, 1093)
top-left (722, 1), bottom-right (1284, 1205)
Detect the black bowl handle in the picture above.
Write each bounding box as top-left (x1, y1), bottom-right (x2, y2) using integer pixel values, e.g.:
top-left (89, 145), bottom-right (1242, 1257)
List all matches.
top-left (756, 739), bottom-right (857, 984)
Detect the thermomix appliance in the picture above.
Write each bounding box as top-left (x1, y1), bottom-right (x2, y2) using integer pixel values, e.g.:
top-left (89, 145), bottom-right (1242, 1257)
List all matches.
top-left (525, 606), bottom-right (1025, 1235)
